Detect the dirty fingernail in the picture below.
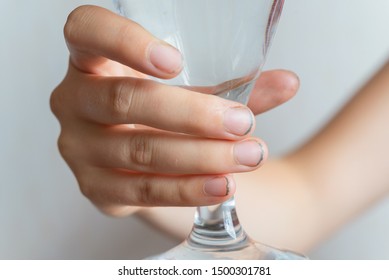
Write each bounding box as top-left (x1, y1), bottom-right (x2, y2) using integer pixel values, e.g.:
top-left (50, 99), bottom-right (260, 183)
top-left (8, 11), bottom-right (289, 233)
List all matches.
top-left (224, 107), bottom-right (254, 136)
top-left (203, 177), bottom-right (231, 196)
top-left (234, 140), bottom-right (264, 167)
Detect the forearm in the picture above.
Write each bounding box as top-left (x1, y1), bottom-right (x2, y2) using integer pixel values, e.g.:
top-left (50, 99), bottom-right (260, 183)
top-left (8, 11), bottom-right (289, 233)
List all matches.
top-left (139, 60), bottom-right (389, 254)
top-left (239, 60), bottom-right (389, 252)
top-left (284, 60), bottom-right (389, 249)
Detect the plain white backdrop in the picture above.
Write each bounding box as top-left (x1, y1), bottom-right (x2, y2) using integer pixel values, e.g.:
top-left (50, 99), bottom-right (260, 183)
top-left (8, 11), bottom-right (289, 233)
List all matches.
top-left (1, 0), bottom-right (389, 259)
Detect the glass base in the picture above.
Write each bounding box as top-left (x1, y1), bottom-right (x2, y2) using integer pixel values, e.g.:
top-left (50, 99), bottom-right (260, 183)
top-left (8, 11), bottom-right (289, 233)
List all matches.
top-left (147, 236), bottom-right (307, 260)
top-left (147, 198), bottom-right (307, 260)
top-left (147, 231), bottom-right (308, 260)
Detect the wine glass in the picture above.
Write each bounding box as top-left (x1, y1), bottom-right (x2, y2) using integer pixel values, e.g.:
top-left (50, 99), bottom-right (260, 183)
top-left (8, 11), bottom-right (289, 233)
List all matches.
top-left (113, 0), bottom-right (306, 259)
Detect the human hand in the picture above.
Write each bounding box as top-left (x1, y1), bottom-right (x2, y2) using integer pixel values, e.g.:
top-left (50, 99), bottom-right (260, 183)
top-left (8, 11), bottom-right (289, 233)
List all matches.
top-left (50, 5), bottom-right (299, 216)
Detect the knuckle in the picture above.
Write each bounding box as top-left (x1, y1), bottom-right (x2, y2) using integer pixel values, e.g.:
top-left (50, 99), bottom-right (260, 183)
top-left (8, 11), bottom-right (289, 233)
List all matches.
top-left (49, 86), bottom-right (62, 118)
top-left (108, 79), bottom-right (144, 122)
top-left (57, 132), bottom-right (79, 170)
top-left (77, 174), bottom-right (94, 200)
top-left (125, 176), bottom-right (201, 207)
top-left (137, 179), bottom-right (158, 205)
top-left (57, 132), bottom-right (84, 168)
top-left (136, 177), bottom-right (193, 206)
top-left (57, 133), bottom-right (72, 162)
top-left (57, 137), bottom-right (95, 200)
top-left (108, 78), bottom-right (158, 123)
top-left (128, 133), bottom-right (155, 168)
top-left (108, 80), bottom-right (132, 122)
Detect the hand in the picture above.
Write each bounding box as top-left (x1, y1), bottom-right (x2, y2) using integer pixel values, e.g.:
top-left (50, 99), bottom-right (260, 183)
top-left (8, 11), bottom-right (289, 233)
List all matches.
top-left (50, 5), bottom-right (299, 217)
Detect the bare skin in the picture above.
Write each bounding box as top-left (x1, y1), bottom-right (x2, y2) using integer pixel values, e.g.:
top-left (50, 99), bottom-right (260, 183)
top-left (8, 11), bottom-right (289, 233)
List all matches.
top-left (51, 5), bottom-right (389, 254)
top-left (141, 61), bottom-right (389, 253)
top-left (51, 5), bottom-right (298, 216)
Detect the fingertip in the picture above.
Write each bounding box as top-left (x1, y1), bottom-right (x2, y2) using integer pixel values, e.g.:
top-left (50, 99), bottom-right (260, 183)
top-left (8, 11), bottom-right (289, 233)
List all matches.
top-left (248, 69), bottom-right (300, 115)
top-left (147, 41), bottom-right (183, 78)
top-left (223, 106), bottom-right (255, 138)
top-left (203, 175), bottom-right (236, 197)
top-left (282, 70), bottom-right (300, 97)
top-left (64, 5), bottom-right (183, 78)
top-left (259, 140), bottom-right (269, 165)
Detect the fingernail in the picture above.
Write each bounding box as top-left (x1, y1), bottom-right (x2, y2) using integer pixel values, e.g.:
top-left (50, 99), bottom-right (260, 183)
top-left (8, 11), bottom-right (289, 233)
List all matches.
top-left (234, 140), bottom-right (264, 167)
top-left (149, 42), bottom-right (182, 74)
top-left (224, 107), bottom-right (254, 136)
top-left (203, 177), bottom-right (230, 197)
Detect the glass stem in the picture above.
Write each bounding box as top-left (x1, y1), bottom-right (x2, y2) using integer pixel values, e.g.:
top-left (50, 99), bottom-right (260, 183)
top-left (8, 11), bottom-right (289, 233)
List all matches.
top-left (187, 197), bottom-right (251, 250)
top-left (186, 81), bottom-right (255, 250)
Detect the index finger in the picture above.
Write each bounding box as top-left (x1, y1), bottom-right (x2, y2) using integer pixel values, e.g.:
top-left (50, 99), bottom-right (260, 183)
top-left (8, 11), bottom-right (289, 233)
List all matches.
top-left (64, 5), bottom-right (182, 77)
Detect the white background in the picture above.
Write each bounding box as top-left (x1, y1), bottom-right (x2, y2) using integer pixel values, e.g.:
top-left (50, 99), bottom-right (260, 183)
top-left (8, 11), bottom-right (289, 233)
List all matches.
top-left (1, 0), bottom-right (389, 259)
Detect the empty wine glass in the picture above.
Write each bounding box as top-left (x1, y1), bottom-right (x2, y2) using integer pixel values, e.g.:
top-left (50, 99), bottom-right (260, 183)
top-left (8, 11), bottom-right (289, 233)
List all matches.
top-left (113, 0), bottom-right (306, 259)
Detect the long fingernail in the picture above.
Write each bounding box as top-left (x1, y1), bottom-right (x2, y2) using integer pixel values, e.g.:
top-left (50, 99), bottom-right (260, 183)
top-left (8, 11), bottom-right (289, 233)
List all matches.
top-left (234, 140), bottom-right (264, 167)
top-left (149, 42), bottom-right (182, 74)
top-left (203, 177), bottom-right (230, 196)
top-left (224, 107), bottom-right (254, 136)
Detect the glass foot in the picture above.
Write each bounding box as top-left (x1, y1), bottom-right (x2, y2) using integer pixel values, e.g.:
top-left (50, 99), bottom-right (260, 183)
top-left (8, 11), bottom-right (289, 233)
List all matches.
top-left (147, 237), bottom-right (306, 260)
top-left (147, 198), bottom-right (307, 260)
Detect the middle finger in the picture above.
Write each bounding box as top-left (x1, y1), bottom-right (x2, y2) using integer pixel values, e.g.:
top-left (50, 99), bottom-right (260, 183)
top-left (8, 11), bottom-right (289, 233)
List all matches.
top-left (85, 127), bottom-right (267, 175)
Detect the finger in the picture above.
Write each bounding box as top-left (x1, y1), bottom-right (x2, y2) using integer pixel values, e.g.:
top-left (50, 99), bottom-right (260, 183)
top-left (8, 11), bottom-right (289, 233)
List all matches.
top-left (62, 72), bottom-right (256, 140)
top-left (78, 168), bottom-right (237, 212)
top-left (84, 128), bottom-right (267, 175)
top-left (64, 5), bottom-right (182, 77)
top-left (248, 70), bottom-right (299, 115)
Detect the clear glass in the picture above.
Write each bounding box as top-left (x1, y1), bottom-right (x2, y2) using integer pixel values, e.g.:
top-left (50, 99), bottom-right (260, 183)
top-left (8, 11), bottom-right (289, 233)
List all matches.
top-left (113, 0), bottom-right (306, 260)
